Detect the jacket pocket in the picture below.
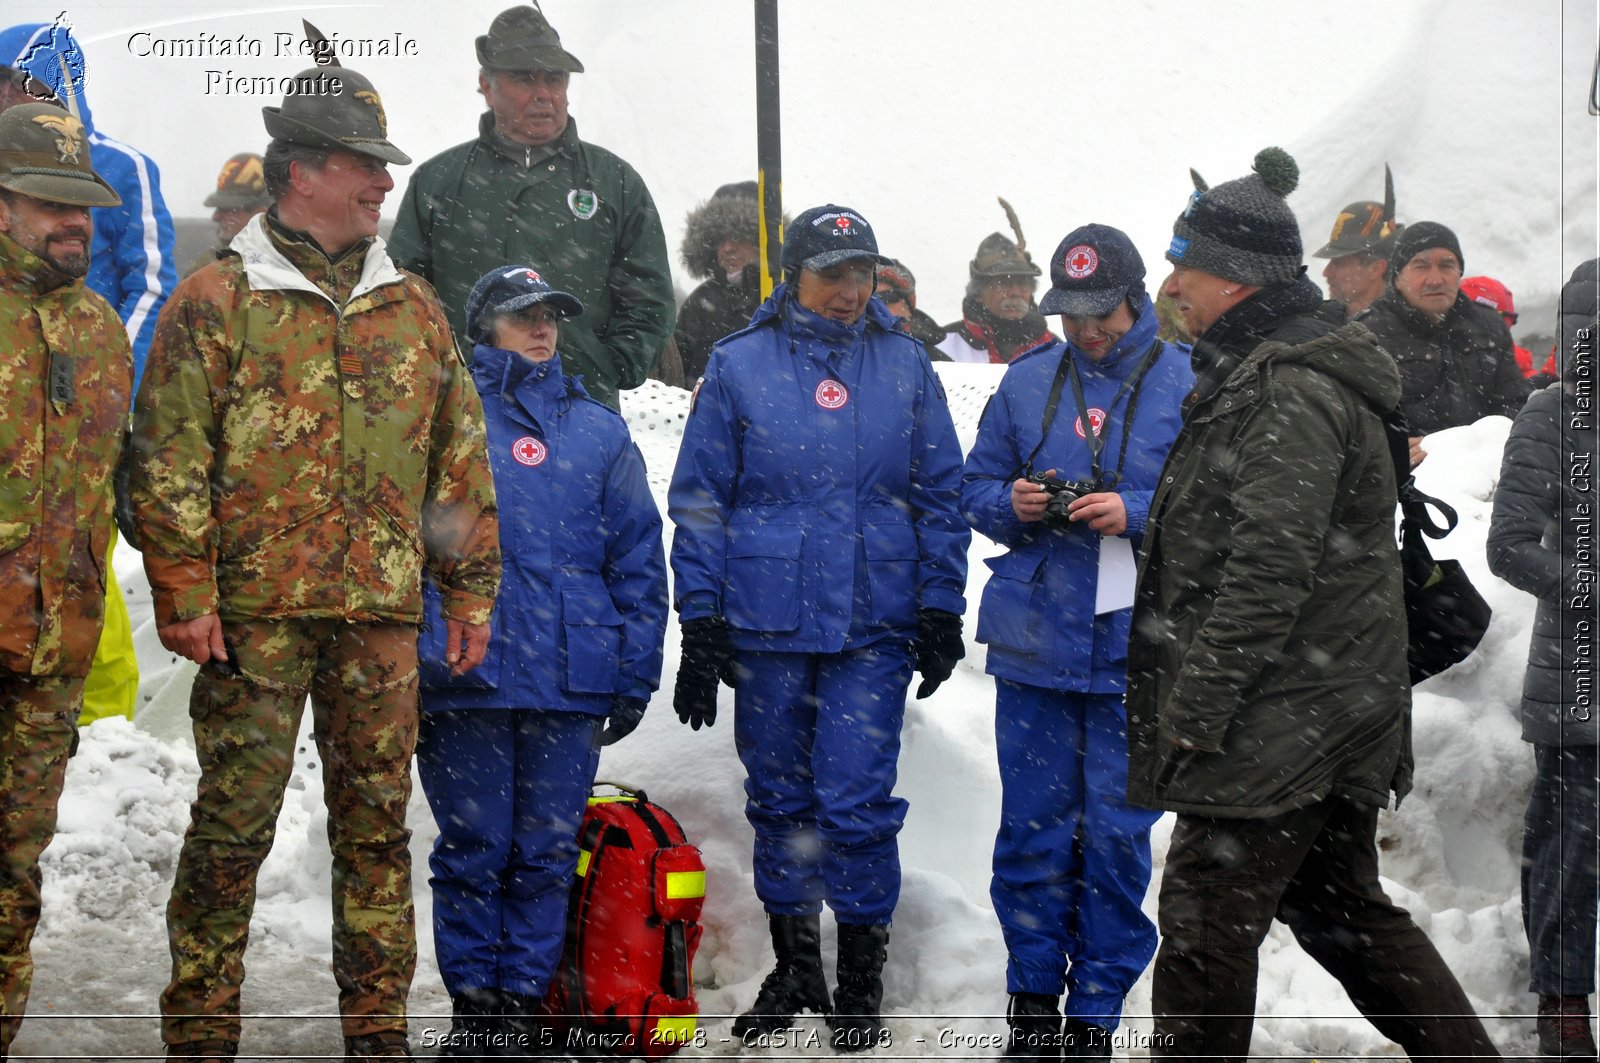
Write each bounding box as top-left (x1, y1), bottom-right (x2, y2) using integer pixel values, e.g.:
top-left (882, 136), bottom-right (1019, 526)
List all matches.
top-left (418, 579), bottom-right (501, 691)
top-left (862, 521), bottom-right (920, 629)
top-left (562, 586), bottom-right (623, 695)
top-left (723, 522), bottom-right (804, 633)
top-left (975, 550), bottom-right (1046, 654)
top-left (0, 522), bottom-right (39, 672)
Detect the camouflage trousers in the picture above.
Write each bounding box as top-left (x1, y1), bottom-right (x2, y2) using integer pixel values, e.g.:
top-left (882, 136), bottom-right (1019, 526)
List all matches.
top-left (0, 672), bottom-right (82, 1055)
top-left (161, 618), bottom-right (420, 1047)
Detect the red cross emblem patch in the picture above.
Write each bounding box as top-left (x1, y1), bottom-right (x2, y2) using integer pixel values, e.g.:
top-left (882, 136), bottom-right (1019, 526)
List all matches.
top-left (815, 379), bottom-right (849, 409)
top-left (512, 436), bottom-right (547, 467)
top-left (1074, 408), bottom-right (1107, 439)
top-left (1064, 245), bottom-right (1099, 279)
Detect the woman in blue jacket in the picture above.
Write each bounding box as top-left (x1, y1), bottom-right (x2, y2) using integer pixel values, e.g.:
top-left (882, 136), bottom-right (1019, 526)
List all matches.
top-left (668, 205), bottom-right (969, 1052)
top-left (417, 264), bottom-right (668, 1055)
top-left (961, 225), bottom-right (1191, 1060)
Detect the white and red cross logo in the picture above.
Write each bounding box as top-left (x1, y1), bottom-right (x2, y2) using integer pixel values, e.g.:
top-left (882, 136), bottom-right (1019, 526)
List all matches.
top-left (1074, 408), bottom-right (1107, 439)
top-left (512, 435), bottom-right (548, 466)
top-left (1064, 245), bottom-right (1099, 279)
top-left (815, 379), bottom-right (849, 409)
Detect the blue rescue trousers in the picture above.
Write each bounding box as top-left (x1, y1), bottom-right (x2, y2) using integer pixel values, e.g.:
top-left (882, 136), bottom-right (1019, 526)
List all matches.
top-left (990, 681), bottom-right (1159, 1030)
top-left (416, 708), bottom-right (602, 998)
top-left (734, 644), bottom-right (913, 926)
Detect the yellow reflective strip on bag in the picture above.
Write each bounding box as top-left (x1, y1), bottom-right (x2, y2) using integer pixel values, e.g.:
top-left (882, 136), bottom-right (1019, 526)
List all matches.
top-left (664, 870), bottom-right (705, 900)
top-left (576, 848), bottom-right (592, 878)
top-left (653, 1016), bottom-right (697, 1044)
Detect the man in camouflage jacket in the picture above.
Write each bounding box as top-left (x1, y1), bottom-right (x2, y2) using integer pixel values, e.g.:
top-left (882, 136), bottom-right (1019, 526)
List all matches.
top-left (0, 103), bottom-right (131, 1056)
top-left (130, 69), bottom-right (499, 1061)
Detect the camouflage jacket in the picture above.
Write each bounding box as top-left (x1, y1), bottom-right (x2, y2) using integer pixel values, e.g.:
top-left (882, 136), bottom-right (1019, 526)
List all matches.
top-left (131, 214), bottom-right (499, 629)
top-left (0, 232), bottom-right (132, 677)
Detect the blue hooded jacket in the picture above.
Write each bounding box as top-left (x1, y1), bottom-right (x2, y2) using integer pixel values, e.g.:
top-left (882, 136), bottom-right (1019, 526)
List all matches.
top-left (418, 347), bottom-right (667, 714)
top-left (669, 288), bottom-right (969, 653)
top-left (961, 296), bottom-right (1192, 692)
top-left (3, 20), bottom-right (177, 395)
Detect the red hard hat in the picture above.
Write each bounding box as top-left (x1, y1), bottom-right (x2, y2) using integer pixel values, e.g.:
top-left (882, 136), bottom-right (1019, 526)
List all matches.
top-left (1460, 275), bottom-right (1515, 316)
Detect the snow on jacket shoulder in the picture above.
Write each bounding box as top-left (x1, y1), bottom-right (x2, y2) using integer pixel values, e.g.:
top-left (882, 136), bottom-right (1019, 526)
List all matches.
top-left (668, 288), bottom-right (969, 654)
top-left (1487, 384), bottom-right (1598, 745)
top-left (419, 348), bottom-right (667, 713)
top-left (961, 297), bottom-right (1191, 693)
top-left (1127, 284), bottom-right (1412, 819)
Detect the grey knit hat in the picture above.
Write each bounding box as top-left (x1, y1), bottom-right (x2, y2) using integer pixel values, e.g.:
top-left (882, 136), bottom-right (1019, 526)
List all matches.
top-left (1166, 146), bottom-right (1302, 285)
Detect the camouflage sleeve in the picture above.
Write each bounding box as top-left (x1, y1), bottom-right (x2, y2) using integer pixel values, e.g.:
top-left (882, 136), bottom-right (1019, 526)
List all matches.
top-left (418, 290), bottom-right (500, 625)
top-left (130, 272), bottom-right (232, 626)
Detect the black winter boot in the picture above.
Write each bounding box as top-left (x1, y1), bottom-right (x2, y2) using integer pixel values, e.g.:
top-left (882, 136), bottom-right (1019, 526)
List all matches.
top-left (1061, 1016), bottom-right (1112, 1060)
top-left (1002, 993), bottom-right (1061, 1061)
top-left (733, 914), bottom-right (832, 1039)
top-left (829, 923), bottom-right (890, 1054)
top-left (1538, 994), bottom-right (1599, 1060)
top-left (436, 988), bottom-right (501, 1059)
top-left (497, 991), bottom-right (555, 1060)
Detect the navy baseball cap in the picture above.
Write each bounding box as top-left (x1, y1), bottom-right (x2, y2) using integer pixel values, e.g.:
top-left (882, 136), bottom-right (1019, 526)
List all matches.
top-left (1038, 223), bottom-right (1147, 318)
top-left (466, 264), bottom-right (585, 343)
top-left (781, 204), bottom-right (893, 276)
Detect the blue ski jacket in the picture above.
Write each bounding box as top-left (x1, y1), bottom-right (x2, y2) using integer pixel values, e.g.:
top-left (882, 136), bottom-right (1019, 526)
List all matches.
top-left (419, 347), bottom-right (667, 713)
top-left (669, 289), bottom-right (968, 652)
top-left (961, 297), bottom-right (1190, 692)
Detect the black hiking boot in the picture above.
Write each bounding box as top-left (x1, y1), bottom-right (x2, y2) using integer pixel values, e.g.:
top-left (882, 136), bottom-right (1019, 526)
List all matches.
top-left (828, 923), bottom-right (890, 1054)
top-left (1001, 993), bottom-right (1060, 1061)
top-left (1062, 1016), bottom-right (1112, 1060)
top-left (1539, 994), bottom-right (1599, 1060)
top-left (733, 914), bottom-right (832, 1039)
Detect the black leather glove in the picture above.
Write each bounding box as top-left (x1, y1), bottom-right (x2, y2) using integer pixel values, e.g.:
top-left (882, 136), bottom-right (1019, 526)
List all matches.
top-left (912, 608), bottom-right (965, 699)
top-left (599, 695), bottom-right (646, 746)
top-left (674, 615), bottom-right (736, 730)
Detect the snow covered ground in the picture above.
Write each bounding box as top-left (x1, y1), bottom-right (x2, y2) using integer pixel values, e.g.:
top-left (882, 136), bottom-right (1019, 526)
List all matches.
top-left (4, 0), bottom-right (1596, 1058)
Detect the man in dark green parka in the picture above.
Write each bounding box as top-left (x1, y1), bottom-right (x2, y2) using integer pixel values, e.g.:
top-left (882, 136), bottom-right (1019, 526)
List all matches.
top-left (388, 5), bottom-right (674, 410)
top-left (1132, 148), bottom-right (1503, 1062)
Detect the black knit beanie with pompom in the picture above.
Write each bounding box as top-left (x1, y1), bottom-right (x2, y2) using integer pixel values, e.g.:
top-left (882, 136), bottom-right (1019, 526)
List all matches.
top-left (1166, 146), bottom-right (1303, 286)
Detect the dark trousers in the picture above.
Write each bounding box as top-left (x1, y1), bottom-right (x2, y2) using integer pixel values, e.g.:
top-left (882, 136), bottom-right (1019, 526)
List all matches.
top-left (1153, 797), bottom-right (1500, 1062)
top-left (1524, 742), bottom-right (1600, 996)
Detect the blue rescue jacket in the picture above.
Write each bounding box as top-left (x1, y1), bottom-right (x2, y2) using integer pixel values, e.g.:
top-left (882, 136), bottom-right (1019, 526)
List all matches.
top-left (669, 288), bottom-right (969, 653)
top-left (961, 297), bottom-right (1191, 692)
top-left (2, 22), bottom-right (177, 395)
top-left (419, 347), bottom-right (667, 713)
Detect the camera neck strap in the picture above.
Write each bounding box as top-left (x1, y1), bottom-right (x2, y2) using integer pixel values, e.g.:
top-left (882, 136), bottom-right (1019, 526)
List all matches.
top-left (1022, 340), bottom-right (1159, 486)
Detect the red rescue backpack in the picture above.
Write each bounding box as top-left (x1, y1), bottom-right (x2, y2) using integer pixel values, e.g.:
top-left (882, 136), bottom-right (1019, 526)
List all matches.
top-left (544, 783), bottom-right (706, 1058)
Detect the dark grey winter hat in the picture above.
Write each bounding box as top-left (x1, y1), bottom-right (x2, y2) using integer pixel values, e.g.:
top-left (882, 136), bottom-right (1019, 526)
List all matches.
top-left (476, 5), bottom-right (584, 74)
top-left (262, 66), bottom-right (411, 164)
top-left (1166, 146), bottom-right (1302, 286)
top-left (1386, 221), bottom-right (1464, 280)
top-left (466, 263), bottom-right (585, 344)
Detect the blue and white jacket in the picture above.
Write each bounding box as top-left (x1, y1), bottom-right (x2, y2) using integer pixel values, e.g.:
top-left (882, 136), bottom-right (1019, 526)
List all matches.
top-left (419, 347), bottom-right (667, 714)
top-left (669, 288), bottom-right (969, 653)
top-left (961, 296), bottom-right (1191, 692)
top-left (3, 21), bottom-right (177, 395)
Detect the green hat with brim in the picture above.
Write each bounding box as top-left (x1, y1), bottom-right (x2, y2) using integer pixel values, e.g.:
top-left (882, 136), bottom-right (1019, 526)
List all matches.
top-left (203, 152), bottom-right (272, 210)
top-left (261, 67), bottom-right (411, 165)
top-left (475, 6), bottom-right (584, 74)
top-left (0, 103), bottom-right (120, 208)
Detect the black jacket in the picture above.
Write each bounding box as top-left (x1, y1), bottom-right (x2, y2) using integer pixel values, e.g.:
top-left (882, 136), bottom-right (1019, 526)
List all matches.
top-left (674, 271), bottom-right (760, 384)
top-left (1357, 289), bottom-right (1531, 434)
top-left (1487, 384), bottom-right (1598, 745)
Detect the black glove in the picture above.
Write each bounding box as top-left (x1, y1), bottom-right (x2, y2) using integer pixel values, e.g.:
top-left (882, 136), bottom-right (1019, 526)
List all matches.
top-left (912, 608), bottom-right (965, 699)
top-left (600, 695), bottom-right (646, 746)
top-left (674, 615), bottom-right (737, 730)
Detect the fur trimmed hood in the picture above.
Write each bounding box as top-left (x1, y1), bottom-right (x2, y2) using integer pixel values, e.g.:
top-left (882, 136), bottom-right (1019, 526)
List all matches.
top-left (681, 184), bottom-right (760, 280)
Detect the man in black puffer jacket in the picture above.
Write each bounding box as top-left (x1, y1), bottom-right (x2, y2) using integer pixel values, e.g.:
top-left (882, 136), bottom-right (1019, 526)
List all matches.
top-left (1357, 222), bottom-right (1531, 450)
top-left (1487, 256), bottom-right (1599, 1059)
